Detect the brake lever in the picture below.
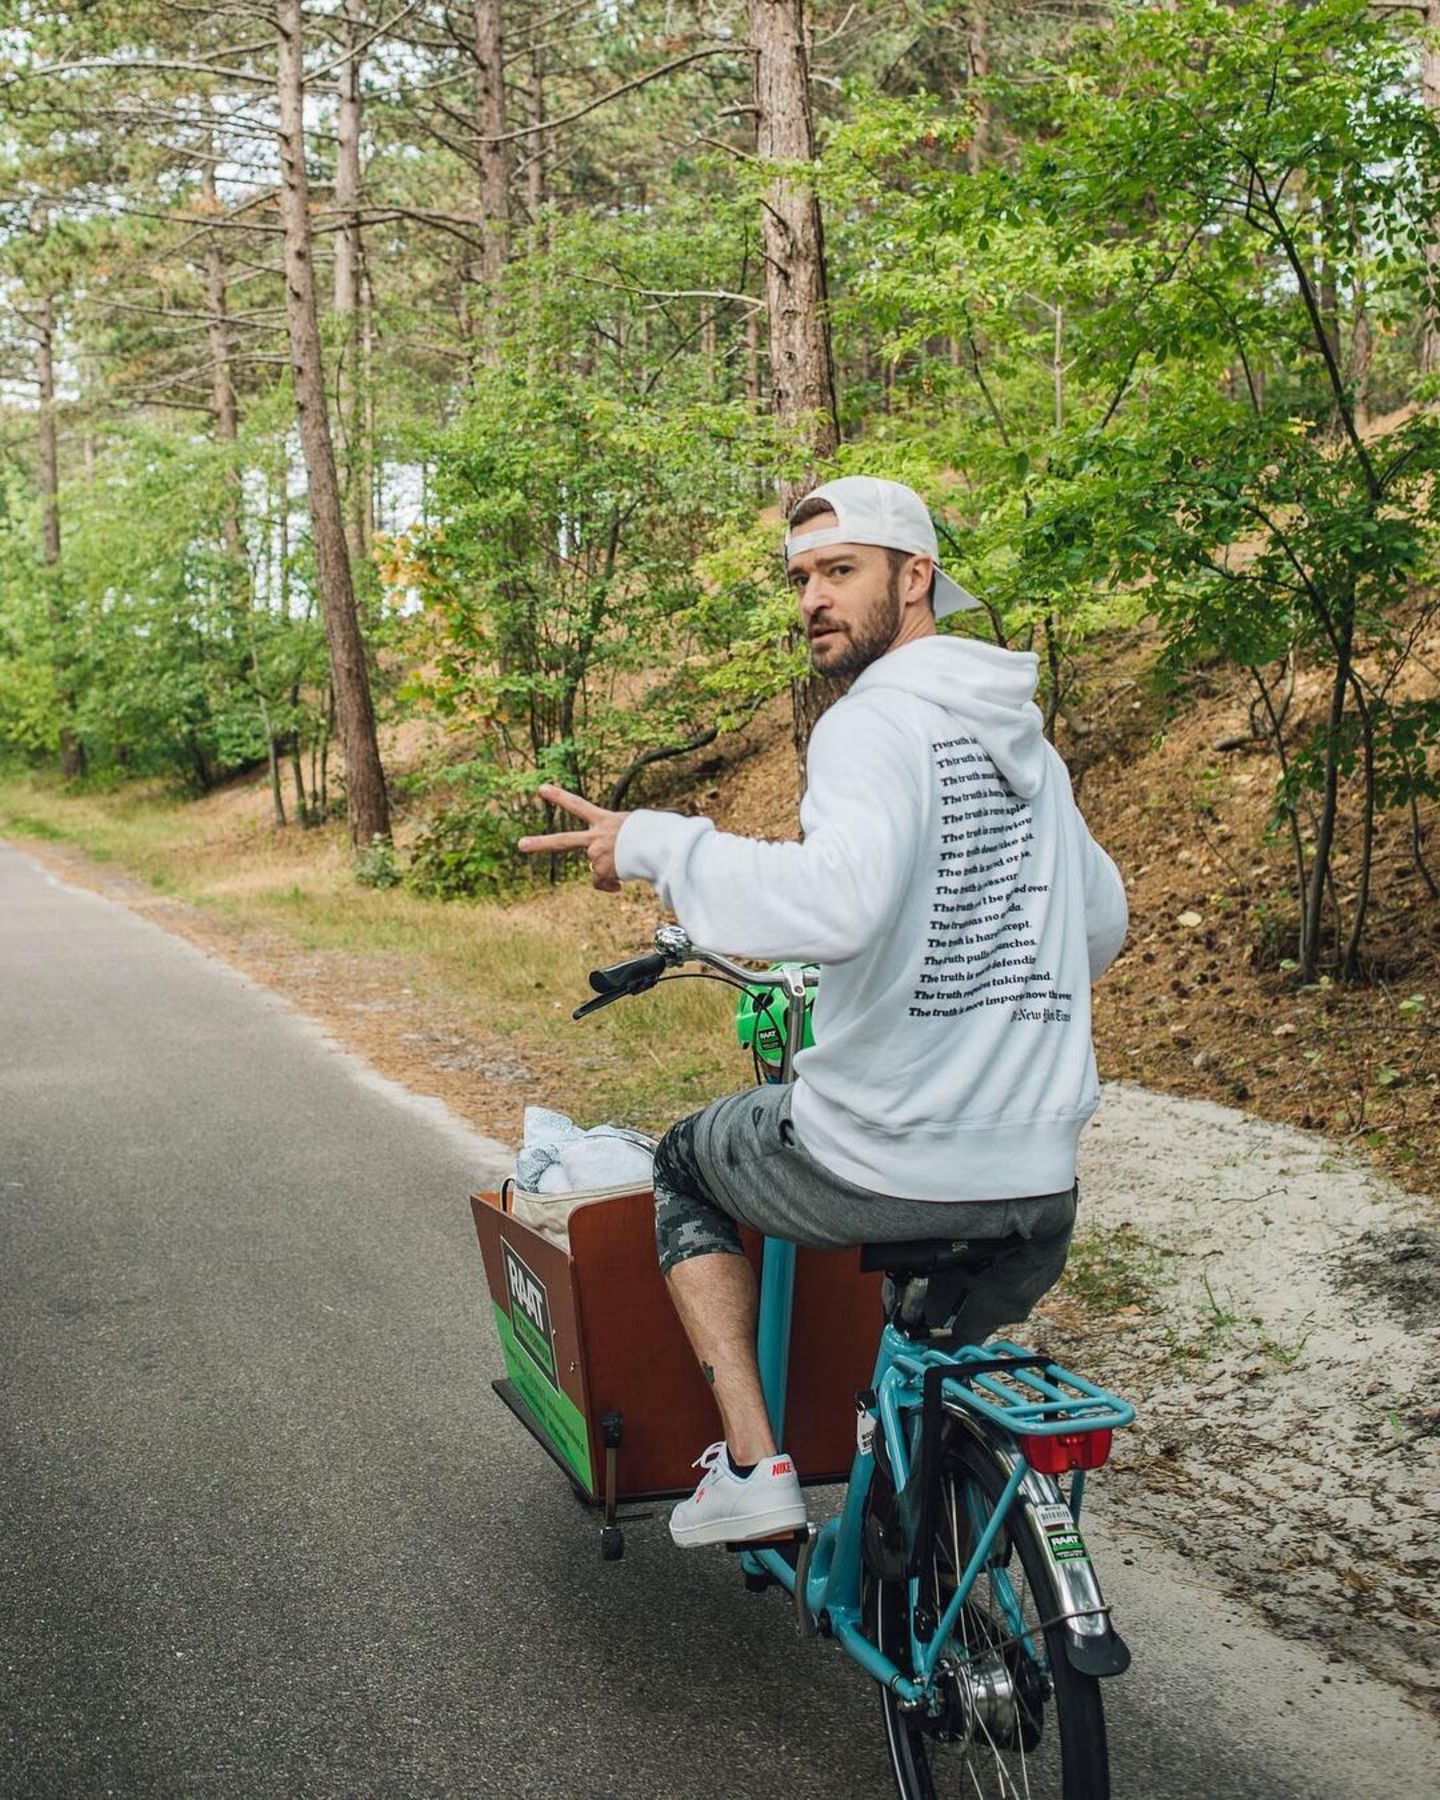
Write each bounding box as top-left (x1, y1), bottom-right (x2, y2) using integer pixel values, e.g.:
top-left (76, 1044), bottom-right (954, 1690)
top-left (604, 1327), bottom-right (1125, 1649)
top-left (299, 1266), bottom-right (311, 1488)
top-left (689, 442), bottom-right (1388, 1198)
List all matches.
top-left (573, 989), bottom-right (628, 1021)
top-left (573, 954), bottom-right (672, 1019)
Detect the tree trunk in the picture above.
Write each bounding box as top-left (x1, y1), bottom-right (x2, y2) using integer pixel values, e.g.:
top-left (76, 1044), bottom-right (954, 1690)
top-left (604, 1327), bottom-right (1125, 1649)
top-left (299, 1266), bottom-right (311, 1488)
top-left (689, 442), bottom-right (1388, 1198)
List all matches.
top-left (266, 733), bottom-right (287, 828)
top-left (202, 169), bottom-right (239, 459)
top-left (36, 293), bottom-right (61, 570)
top-left (1341, 672), bottom-right (1376, 981)
top-left (1347, 194), bottom-right (1372, 429)
top-left (276, 0), bottom-right (390, 848)
top-left (473, 0), bottom-right (510, 364)
top-left (35, 283), bottom-right (86, 781)
top-left (1318, 191), bottom-right (1342, 376)
top-left (319, 679), bottom-right (335, 816)
top-left (751, 0), bottom-right (838, 501)
top-left (333, 4), bottom-right (363, 325)
top-left (291, 735), bottom-right (310, 827)
top-left (966, 3), bottom-right (989, 175)
top-left (1043, 610), bottom-right (1062, 740)
top-left (1411, 793), bottom-right (1439, 898)
top-left (525, 40), bottom-right (546, 224)
top-left (334, 0), bottom-right (371, 571)
top-left (1248, 658), bottom-right (1308, 919)
top-left (521, 36), bottom-right (546, 378)
top-left (1299, 604), bottom-right (1355, 982)
top-left (361, 264), bottom-right (377, 547)
top-left (1351, 299), bottom-right (1373, 431)
top-left (277, 455), bottom-right (290, 602)
top-left (745, 304), bottom-right (761, 410)
top-left (749, 0), bottom-right (841, 769)
top-left (202, 154), bottom-right (281, 816)
top-left (1422, 4), bottom-right (1440, 381)
top-left (201, 156), bottom-right (247, 573)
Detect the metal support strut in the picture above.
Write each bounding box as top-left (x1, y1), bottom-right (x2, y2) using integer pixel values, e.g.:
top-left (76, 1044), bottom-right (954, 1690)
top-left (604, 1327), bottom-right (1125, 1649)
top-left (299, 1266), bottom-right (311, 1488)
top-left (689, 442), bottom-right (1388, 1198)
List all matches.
top-left (599, 1410), bottom-right (624, 1560)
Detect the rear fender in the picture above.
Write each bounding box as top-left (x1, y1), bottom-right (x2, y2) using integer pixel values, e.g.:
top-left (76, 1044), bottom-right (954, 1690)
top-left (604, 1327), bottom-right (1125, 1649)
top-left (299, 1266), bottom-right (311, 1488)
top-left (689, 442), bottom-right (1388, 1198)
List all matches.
top-left (942, 1406), bottom-right (1131, 1679)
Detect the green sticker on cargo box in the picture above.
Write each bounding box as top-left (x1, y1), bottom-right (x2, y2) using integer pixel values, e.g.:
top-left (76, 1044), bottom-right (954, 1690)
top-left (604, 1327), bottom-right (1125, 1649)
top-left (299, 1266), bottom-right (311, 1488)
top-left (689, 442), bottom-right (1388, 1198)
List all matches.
top-left (501, 1241), bottom-right (558, 1387)
top-left (493, 1304), bottom-right (594, 1493)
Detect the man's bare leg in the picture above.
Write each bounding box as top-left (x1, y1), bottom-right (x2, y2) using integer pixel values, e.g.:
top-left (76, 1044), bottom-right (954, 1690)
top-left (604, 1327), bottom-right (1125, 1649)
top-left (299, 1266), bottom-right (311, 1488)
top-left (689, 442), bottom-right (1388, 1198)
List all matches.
top-left (665, 1251), bottom-right (777, 1464)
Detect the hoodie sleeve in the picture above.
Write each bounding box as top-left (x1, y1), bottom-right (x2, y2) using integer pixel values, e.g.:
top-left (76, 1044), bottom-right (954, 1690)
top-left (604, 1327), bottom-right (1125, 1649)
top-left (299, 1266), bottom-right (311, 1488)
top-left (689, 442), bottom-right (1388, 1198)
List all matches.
top-left (1041, 740), bottom-right (1127, 980)
top-left (1079, 828), bottom-right (1128, 979)
top-left (614, 700), bottom-right (923, 963)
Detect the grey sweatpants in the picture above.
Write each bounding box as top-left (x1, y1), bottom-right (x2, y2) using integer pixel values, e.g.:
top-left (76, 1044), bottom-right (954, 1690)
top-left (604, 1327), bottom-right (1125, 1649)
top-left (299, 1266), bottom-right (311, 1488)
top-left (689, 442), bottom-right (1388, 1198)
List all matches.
top-left (652, 1082), bottom-right (1077, 1346)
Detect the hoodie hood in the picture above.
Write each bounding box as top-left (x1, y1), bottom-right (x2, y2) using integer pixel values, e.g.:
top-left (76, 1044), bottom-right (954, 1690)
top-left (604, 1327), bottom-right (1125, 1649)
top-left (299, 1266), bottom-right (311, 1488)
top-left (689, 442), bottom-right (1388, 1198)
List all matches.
top-left (852, 636), bottom-right (1047, 798)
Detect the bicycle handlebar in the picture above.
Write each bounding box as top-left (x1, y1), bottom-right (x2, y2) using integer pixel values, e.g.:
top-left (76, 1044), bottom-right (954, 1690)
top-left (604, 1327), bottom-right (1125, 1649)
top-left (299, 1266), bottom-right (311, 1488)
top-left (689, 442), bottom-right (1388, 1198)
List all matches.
top-left (572, 930), bottom-right (815, 1085)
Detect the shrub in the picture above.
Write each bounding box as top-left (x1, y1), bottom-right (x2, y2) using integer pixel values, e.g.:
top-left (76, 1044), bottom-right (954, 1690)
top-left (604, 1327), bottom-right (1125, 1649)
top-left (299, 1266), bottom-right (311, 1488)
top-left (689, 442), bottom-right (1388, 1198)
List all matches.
top-left (404, 803), bottom-right (518, 900)
top-left (353, 836), bottom-right (402, 890)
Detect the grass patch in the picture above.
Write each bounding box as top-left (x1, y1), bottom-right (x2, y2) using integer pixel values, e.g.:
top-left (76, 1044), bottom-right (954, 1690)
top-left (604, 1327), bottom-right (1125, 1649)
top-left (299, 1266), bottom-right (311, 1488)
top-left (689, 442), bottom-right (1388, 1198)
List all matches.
top-left (0, 811), bottom-right (67, 842)
top-left (0, 773), bottom-right (195, 874)
top-left (1061, 1222), bottom-right (1163, 1313)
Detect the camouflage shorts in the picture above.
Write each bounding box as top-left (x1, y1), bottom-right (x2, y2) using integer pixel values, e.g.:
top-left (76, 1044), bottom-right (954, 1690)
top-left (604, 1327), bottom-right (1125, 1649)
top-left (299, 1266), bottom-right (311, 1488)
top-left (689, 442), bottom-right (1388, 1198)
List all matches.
top-left (651, 1084), bottom-right (1076, 1343)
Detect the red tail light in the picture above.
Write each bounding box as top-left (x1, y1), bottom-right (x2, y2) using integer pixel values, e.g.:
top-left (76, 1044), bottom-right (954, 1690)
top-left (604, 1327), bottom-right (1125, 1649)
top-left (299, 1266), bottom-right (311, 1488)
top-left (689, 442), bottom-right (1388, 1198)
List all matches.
top-left (1019, 1428), bottom-right (1113, 1474)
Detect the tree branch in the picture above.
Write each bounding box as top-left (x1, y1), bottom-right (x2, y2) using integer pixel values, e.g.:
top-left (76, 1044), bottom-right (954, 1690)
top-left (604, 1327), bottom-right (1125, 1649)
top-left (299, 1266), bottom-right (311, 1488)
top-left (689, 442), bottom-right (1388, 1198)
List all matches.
top-left (480, 45), bottom-right (735, 145)
top-left (607, 727), bottom-right (721, 810)
top-left (1248, 158), bottom-right (1382, 502)
top-left (3, 55), bottom-right (283, 93)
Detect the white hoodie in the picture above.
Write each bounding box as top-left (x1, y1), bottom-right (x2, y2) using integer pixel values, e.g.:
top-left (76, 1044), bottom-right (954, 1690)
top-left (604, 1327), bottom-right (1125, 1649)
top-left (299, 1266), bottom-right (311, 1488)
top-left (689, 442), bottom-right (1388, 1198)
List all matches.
top-left (614, 636), bottom-right (1128, 1202)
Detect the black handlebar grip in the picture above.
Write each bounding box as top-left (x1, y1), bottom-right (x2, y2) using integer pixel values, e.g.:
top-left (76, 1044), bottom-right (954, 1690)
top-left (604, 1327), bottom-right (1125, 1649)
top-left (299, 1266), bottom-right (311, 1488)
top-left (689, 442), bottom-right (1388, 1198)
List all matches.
top-left (587, 952), bottom-right (668, 997)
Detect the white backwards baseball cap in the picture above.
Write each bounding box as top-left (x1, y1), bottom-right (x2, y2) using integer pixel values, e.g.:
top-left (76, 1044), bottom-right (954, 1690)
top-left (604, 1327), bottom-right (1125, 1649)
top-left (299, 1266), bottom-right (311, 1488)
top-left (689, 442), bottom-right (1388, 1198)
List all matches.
top-left (783, 475), bottom-right (981, 618)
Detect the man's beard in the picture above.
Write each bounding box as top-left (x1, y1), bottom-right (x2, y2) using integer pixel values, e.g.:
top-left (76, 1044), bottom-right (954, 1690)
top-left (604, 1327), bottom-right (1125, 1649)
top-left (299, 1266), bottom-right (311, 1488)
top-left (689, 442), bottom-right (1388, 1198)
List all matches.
top-left (808, 568), bottom-right (903, 679)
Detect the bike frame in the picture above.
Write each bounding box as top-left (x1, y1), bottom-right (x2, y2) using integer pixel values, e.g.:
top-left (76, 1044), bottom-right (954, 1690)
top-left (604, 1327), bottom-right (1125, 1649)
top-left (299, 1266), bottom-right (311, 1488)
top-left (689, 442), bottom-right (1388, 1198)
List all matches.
top-left (747, 1262), bottom-right (987, 1703)
top-left (742, 959), bottom-right (1129, 1703)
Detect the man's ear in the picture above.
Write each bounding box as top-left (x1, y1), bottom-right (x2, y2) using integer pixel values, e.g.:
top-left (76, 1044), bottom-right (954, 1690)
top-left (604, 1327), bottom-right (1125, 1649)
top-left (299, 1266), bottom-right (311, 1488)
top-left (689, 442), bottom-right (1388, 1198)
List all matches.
top-left (906, 554), bottom-right (936, 607)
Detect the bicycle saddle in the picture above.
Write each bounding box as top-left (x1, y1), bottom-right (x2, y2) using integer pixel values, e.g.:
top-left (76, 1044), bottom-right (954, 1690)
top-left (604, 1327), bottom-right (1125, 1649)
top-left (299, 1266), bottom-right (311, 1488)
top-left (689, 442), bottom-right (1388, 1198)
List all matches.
top-left (862, 1234), bottom-right (1027, 1341)
top-left (859, 1237), bottom-right (1002, 1276)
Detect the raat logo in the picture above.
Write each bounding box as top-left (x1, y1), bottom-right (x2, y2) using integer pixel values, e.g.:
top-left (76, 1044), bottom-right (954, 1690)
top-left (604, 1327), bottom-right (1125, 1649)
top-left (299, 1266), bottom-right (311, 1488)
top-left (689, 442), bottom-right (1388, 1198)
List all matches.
top-left (1045, 1526), bottom-right (1090, 1565)
top-left (501, 1240), bottom-right (558, 1388)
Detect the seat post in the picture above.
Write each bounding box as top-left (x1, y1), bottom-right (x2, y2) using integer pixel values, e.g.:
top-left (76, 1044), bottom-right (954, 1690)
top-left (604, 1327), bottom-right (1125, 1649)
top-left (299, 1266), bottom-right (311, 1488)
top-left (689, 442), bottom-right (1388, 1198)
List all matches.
top-left (861, 1235), bottom-right (1022, 1343)
top-left (882, 1271), bottom-right (935, 1336)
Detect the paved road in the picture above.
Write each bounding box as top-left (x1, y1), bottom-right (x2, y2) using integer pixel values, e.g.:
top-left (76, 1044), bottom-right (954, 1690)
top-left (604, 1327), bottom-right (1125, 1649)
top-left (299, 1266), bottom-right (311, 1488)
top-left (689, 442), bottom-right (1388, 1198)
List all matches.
top-left (2, 842), bottom-right (1434, 1799)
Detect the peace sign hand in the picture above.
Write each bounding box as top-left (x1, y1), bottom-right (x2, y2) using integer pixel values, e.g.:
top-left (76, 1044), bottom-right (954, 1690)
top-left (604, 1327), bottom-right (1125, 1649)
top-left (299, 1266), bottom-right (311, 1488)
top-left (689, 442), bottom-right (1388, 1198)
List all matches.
top-left (517, 783), bottom-right (629, 893)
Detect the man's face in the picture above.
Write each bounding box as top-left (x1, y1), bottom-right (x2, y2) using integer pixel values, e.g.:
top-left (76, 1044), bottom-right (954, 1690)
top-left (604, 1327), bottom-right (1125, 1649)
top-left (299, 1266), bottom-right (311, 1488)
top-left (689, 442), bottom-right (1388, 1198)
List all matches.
top-left (786, 511), bottom-right (914, 679)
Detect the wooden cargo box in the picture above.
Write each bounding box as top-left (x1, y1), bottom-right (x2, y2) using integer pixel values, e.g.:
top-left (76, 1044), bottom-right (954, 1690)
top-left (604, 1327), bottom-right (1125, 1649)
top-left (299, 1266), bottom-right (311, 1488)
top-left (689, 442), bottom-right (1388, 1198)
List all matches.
top-left (470, 1187), bottom-right (883, 1501)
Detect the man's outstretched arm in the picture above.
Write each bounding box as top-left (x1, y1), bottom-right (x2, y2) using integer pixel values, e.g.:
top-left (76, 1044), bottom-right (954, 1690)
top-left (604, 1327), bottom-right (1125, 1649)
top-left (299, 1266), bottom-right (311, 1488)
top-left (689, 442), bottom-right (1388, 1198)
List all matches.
top-left (517, 705), bottom-right (920, 964)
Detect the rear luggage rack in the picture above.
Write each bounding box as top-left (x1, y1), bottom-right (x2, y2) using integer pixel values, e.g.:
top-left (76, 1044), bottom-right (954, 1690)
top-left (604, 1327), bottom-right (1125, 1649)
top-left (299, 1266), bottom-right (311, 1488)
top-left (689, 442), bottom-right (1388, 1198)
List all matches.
top-left (894, 1338), bottom-right (1135, 1436)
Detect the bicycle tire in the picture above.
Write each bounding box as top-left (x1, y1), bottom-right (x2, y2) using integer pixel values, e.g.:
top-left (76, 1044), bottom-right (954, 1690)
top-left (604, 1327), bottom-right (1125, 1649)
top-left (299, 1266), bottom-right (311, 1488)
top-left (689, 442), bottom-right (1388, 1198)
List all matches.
top-left (863, 1426), bottom-right (1109, 1800)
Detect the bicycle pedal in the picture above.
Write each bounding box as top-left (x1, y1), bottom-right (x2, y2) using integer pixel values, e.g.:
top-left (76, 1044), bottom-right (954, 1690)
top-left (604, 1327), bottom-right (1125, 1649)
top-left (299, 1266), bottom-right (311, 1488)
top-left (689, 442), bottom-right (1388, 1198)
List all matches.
top-left (723, 1528), bottom-right (809, 1552)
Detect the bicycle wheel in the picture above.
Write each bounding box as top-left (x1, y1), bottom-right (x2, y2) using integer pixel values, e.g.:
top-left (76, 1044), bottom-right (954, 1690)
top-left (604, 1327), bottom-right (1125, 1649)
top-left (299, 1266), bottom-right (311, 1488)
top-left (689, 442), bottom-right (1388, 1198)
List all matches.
top-left (863, 1426), bottom-right (1109, 1800)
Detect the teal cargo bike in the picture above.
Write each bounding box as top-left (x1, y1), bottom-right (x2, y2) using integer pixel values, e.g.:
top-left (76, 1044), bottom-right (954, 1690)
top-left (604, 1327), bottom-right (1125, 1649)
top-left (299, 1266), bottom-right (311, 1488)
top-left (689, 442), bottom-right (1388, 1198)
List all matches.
top-left (472, 924), bottom-right (1135, 1800)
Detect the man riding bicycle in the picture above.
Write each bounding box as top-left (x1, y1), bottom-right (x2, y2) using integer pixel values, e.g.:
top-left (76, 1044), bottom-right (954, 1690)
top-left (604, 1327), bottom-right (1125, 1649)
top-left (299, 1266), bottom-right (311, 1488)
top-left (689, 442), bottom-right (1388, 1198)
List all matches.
top-left (519, 476), bottom-right (1127, 1550)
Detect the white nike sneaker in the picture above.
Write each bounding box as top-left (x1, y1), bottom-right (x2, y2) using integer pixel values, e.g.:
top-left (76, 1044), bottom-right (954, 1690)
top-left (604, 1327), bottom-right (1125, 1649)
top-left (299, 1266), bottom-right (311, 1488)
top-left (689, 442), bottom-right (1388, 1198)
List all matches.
top-left (668, 1442), bottom-right (807, 1548)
